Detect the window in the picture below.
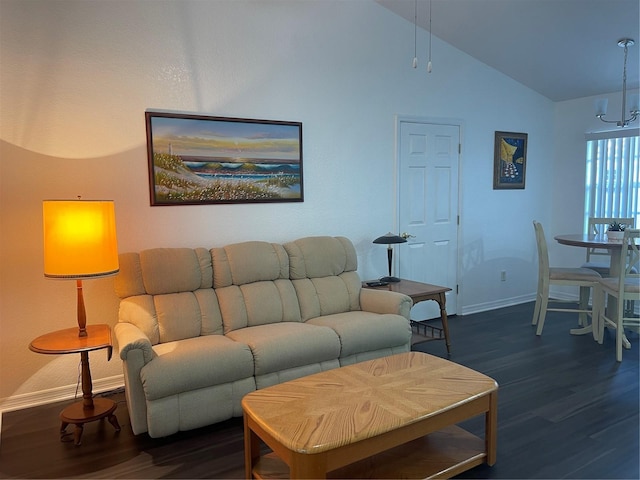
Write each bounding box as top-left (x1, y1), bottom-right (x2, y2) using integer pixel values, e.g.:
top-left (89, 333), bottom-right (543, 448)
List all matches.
top-left (584, 129), bottom-right (640, 232)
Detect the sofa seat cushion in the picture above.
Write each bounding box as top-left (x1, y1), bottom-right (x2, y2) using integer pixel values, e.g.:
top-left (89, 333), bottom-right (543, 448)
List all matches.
top-left (141, 335), bottom-right (254, 401)
top-left (307, 311), bottom-right (412, 357)
top-left (226, 322), bottom-right (341, 376)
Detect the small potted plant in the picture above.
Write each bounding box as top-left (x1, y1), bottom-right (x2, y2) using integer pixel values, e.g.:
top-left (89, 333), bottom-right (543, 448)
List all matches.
top-left (607, 221), bottom-right (626, 242)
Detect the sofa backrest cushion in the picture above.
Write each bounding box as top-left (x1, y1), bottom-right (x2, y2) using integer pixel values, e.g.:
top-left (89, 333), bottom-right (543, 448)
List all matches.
top-left (211, 241), bottom-right (301, 333)
top-left (284, 236), bottom-right (362, 321)
top-left (212, 241), bottom-right (289, 287)
top-left (115, 248), bottom-right (223, 344)
top-left (287, 236), bottom-right (358, 278)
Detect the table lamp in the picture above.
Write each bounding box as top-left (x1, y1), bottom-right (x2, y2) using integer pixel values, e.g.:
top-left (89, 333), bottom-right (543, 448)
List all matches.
top-left (43, 199), bottom-right (119, 337)
top-left (373, 232), bottom-right (407, 282)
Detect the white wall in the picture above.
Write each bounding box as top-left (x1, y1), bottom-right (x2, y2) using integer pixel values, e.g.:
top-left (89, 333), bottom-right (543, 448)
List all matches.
top-left (1, 0), bottom-right (556, 406)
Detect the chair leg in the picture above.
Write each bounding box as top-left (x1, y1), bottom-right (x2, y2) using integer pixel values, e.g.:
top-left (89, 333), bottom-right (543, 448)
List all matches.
top-left (599, 292), bottom-right (610, 344)
top-left (578, 286), bottom-right (590, 327)
top-left (597, 290), bottom-right (605, 344)
top-left (625, 300), bottom-right (636, 317)
top-left (532, 278), bottom-right (543, 326)
top-left (535, 279), bottom-right (550, 335)
top-left (532, 293), bottom-right (541, 326)
top-left (616, 322), bottom-right (623, 362)
top-left (536, 295), bottom-right (550, 336)
top-left (590, 286), bottom-right (601, 342)
top-left (616, 299), bottom-right (624, 362)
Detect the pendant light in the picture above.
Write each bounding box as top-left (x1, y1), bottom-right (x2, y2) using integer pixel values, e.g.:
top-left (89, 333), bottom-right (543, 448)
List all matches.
top-left (595, 38), bottom-right (639, 127)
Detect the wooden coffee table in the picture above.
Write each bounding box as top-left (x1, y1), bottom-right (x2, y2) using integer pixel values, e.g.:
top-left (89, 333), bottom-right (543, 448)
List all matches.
top-left (242, 352), bottom-right (498, 479)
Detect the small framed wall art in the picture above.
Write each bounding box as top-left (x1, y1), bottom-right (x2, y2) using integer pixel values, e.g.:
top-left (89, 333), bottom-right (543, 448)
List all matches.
top-left (145, 111), bottom-right (303, 205)
top-left (493, 131), bottom-right (527, 190)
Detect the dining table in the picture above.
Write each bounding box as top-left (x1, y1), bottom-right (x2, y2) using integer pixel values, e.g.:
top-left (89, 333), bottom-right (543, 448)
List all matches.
top-left (554, 233), bottom-right (633, 346)
top-left (554, 233), bottom-right (628, 277)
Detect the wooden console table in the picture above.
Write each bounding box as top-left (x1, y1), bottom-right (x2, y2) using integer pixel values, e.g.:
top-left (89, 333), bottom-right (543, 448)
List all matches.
top-left (29, 324), bottom-right (120, 445)
top-left (363, 278), bottom-right (452, 354)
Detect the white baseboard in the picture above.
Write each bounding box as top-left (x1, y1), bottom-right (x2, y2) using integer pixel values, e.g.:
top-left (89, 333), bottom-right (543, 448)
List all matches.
top-left (0, 374), bottom-right (124, 444)
top-left (0, 375), bottom-right (124, 414)
top-left (461, 294), bottom-right (536, 316)
top-left (460, 289), bottom-right (603, 317)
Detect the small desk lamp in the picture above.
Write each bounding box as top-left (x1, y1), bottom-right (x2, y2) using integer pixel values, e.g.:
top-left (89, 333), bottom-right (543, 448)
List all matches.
top-left (43, 199), bottom-right (119, 337)
top-left (373, 232), bottom-right (407, 282)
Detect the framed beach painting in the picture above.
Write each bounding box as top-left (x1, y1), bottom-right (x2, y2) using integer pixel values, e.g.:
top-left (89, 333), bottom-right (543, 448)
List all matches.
top-left (493, 131), bottom-right (527, 190)
top-left (145, 112), bottom-right (303, 205)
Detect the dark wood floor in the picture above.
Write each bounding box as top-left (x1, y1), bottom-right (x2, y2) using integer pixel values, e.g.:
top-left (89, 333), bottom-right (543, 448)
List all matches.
top-left (1, 302), bottom-right (638, 479)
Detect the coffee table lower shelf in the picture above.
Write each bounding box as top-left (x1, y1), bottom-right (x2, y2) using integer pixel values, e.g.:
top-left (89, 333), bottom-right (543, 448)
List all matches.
top-left (252, 424), bottom-right (486, 480)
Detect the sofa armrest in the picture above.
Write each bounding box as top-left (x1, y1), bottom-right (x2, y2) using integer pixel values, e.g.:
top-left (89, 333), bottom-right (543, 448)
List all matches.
top-left (359, 288), bottom-right (413, 320)
top-left (114, 322), bottom-right (155, 363)
top-left (113, 322), bottom-right (156, 435)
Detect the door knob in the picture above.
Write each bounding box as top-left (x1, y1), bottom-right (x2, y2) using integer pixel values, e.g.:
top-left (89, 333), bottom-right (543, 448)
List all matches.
top-left (401, 232), bottom-right (415, 239)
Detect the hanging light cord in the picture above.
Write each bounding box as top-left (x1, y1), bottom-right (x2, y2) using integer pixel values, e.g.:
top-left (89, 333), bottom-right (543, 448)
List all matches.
top-left (621, 40), bottom-right (629, 123)
top-left (412, 0), bottom-right (418, 68)
top-left (427, 0), bottom-right (433, 73)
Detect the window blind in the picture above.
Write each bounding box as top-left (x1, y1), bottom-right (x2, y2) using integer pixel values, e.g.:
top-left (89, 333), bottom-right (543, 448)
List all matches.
top-left (584, 131), bottom-right (640, 232)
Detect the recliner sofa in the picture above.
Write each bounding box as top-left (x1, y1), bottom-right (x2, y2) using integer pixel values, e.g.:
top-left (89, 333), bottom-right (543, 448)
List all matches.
top-left (114, 236), bottom-right (412, 438)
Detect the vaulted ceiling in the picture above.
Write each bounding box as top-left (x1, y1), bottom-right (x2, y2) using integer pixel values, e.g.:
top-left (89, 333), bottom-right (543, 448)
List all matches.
top-left (377, 0), bottom-right (640, 102)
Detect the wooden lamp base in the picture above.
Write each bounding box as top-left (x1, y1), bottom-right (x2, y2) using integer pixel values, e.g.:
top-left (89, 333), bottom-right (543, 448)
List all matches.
top-left (60, 397), bottom-right (120, 445)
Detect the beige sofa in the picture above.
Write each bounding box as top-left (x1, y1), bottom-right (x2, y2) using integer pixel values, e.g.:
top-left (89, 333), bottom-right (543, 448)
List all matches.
top-left (114, 236), bottom-right (412, 438)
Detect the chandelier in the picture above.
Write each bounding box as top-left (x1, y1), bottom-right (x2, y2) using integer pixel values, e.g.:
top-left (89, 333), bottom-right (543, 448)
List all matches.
top-left (595, 38), bottom-right (639, 127)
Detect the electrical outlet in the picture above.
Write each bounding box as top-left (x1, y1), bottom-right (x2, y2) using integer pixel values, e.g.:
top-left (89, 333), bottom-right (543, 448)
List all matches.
top-left (500, 271), bottom-right (507, 282)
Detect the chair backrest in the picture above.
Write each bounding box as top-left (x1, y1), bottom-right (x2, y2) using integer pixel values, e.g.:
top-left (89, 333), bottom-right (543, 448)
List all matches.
top-left (585, 217), bottom-right (636, 263)
top-left (533, 221), bottom-right (549, 279)
top-left (614, 229), bottom-right (640, 286)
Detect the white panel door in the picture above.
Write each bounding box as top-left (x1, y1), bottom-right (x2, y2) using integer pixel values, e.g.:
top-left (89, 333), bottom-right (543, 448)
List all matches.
top-left (398, 120), bottom-right (459, 318)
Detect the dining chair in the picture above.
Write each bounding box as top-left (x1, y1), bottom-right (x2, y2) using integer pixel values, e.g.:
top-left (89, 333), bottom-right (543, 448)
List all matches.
top-left (581, 217), bottom-right (635, 276)
top-left (597, 228), bottom-right (640, 361)
top-left (583, 217), bottom-right (638, 317)
top-left (532, 221), bottom-right (602, 336)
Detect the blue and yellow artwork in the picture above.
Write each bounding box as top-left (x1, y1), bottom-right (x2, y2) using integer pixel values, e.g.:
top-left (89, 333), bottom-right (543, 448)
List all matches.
top-left (494, 132), bottom-right (527, 189)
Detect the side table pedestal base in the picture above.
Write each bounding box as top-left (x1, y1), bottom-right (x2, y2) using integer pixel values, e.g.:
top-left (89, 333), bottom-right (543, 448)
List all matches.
top-left (59, 397), bottom-right (120, 446)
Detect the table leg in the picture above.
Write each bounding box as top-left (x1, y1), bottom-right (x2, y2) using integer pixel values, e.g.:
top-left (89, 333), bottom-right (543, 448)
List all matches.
top-left (244, 416), bottom-right (260, 479)
top-left (60, 421), bottom-right (72, 443)
top-left (485, 390), bottom-right (498, 466)
top-left (290, 451), bottom-right (327, 479)
top-left (57, 351), bottom-right (119, 446)
top-left (570, 287), bottom-right (597, 338)
top-left (73, 424), bottom-right (84, 446)
top-left (108, 413), bottom-right (121, 431)
top-left (438, 293), bottom-right (452, 355)
top-left (410, 294), bottom-right (452, 353)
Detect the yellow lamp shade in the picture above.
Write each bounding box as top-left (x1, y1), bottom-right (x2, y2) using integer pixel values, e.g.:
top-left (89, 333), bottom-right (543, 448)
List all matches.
top-left (43, 200), bottom-right (119, 279)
